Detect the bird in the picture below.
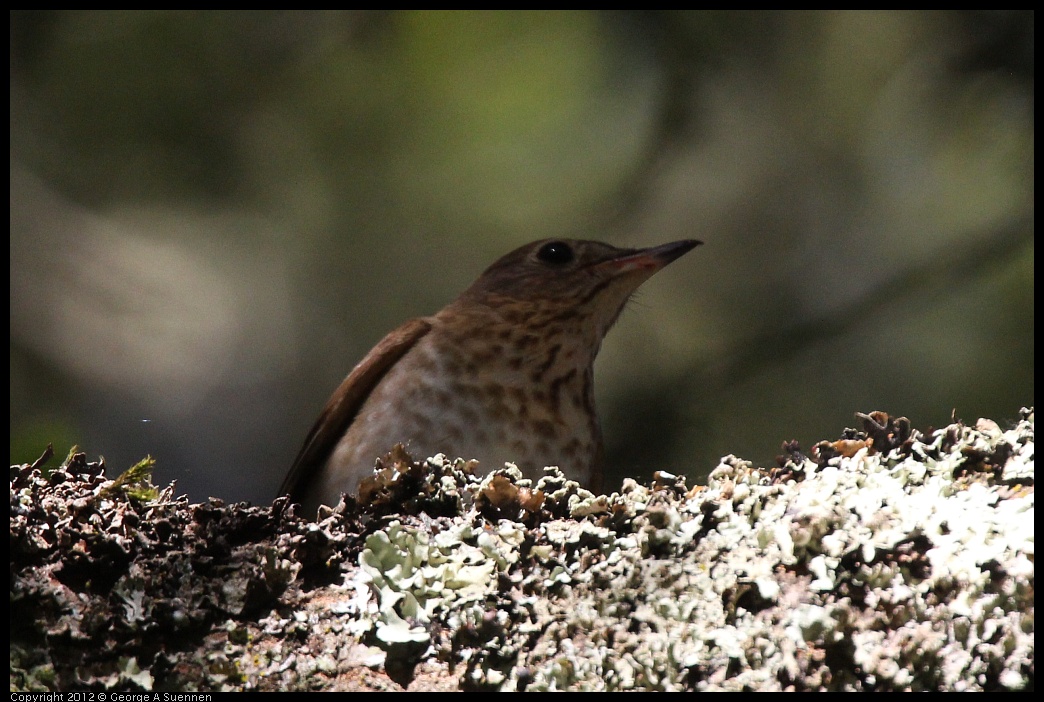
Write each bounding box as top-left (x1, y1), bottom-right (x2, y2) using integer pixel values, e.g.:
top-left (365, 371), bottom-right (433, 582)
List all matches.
top-left (279, 238), bottom-right (700, 514)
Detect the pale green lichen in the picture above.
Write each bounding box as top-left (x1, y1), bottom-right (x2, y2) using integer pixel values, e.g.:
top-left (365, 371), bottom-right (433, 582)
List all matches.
top-left (11, 410), bottom-right (1034, 691)
top-left (466, 410), bottom-right (1033, 691)
top-left (356, 518), bottom-right (520, 646)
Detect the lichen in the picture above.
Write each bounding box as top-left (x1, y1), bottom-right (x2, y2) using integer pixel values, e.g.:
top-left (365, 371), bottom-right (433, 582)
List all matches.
top-left (10, 410), bottom-right (1034, 691)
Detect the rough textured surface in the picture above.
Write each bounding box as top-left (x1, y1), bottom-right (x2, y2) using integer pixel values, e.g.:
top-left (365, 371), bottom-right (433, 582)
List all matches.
top-left (10, 409), bottom-right (1034, 691)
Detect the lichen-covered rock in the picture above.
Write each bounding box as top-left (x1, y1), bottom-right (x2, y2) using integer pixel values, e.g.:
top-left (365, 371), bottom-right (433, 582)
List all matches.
top-left (10, 410), bottom-right (1034, 691)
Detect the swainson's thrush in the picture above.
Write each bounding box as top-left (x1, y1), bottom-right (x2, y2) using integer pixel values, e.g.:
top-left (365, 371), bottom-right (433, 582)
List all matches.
top-left (280, 238), bottom-right (700, 513)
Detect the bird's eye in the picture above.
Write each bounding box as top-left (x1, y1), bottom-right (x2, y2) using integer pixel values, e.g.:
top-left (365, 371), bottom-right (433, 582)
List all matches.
top-left (536, 241), bottom-right (574, 266)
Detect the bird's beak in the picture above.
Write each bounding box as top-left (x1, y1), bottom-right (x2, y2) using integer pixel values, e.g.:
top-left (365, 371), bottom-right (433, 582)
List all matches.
top-left (600, 240), bottom-right (702, 273)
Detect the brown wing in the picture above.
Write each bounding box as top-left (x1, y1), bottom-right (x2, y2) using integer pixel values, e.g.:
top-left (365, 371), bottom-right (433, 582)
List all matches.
top-left (278, 317), bottom-right (433, 501)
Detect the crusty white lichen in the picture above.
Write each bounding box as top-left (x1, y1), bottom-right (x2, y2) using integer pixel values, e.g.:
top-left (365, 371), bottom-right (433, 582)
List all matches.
top-left (10, 410), bottom-right (1033, 691)
top-left (327, 410), bottom-right (1033, 691)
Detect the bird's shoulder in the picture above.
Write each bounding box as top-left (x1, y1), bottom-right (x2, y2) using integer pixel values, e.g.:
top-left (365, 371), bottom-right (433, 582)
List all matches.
top-left (278, 316), bottom-right (434, 500)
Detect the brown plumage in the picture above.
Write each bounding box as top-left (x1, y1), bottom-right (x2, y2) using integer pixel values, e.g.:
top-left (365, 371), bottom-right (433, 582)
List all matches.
top-left (280, 238), bottom-right (700, 514)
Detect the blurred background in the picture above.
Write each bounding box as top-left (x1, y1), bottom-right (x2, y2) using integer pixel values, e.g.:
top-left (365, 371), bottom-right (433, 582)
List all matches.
top-left (10, 11), bottom-right (1034, 504)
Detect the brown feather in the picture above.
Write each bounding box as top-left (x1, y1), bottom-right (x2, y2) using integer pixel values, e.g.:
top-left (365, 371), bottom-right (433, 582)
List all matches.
top-left (278, 317), bottom-right (433, 501)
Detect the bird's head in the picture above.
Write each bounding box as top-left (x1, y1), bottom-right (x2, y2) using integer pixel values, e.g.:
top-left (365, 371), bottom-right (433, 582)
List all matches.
top-left (456, 238), bottom-right (701, 339)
